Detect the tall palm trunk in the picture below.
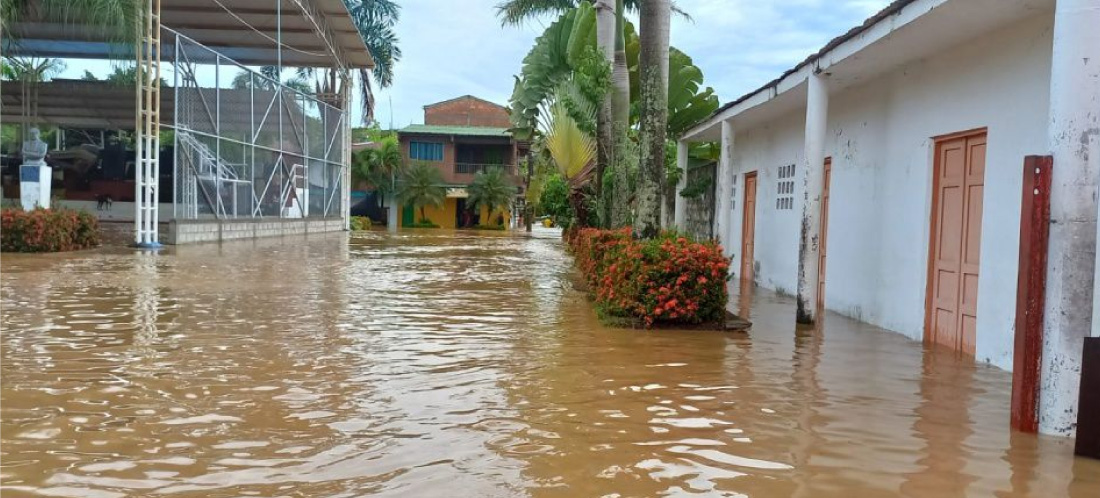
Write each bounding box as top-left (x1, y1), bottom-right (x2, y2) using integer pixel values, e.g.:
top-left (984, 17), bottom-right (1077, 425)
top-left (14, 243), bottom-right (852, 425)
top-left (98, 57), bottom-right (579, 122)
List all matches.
top-left (594, 0), bottom-right (615, 227)
top-left (634, 0), bottom-right (670, 239)
top-left (609, 0), bottom-right (633, 228)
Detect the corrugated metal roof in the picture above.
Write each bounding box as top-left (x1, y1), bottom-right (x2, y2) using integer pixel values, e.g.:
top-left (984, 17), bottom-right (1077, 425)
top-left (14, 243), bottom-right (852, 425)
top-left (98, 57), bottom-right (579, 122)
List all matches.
top-left (3, 0), bottom-right (372, 69)
top-left (398, 124), bottom-right (512, 137)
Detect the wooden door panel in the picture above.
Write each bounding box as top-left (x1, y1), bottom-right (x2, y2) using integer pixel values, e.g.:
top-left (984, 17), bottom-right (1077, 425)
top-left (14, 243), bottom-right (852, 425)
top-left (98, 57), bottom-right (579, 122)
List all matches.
top-left (818, 159), bottom-right (831, 306)
top-left (926, 131), bottom-right (986, 356)
top-left (741, 173), bottom-right (757, 282)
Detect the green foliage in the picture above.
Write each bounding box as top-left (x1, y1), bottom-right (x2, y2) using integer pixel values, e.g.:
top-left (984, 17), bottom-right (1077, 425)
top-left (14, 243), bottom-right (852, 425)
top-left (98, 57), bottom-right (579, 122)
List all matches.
top-left (679, 171), bottom-right (712, 199)
top-left (350, 216), bottom-right (373, 231)
top-left (1, 57), bottom-right (65, 82)
top-left (544, 101), bottom-right (596, 180)
top-left (622, 24), bottom-right (719, 136)
top-left (539, 173), bottom-right (573, 227)
top-left (468, 167), bottom-right (517, 224)
top-left (2, 0), bottom-right (139, 50)
top-left (1, 207), bottom-right (101, 252)
top-left (398, 162), bottom-right (447, 223)
top-left (494, 0), bottom-right (691, 26)
top-left (508, 2), bottom-right (596, 137)
top-left (352, 136), bottom-right (403, 198)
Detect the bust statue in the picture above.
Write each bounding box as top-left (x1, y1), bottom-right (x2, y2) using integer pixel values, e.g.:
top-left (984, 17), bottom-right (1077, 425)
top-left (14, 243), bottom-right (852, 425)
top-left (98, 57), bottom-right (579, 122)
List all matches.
top-left (22, 128), bottom-right (48, 166)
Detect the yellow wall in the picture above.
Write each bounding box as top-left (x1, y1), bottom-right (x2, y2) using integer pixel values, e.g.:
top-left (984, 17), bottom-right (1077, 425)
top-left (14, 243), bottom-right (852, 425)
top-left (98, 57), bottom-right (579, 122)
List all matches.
top-left (402, 198), bottom-right (459, 228)
top-left (400, 198), bottom-right (511, 229)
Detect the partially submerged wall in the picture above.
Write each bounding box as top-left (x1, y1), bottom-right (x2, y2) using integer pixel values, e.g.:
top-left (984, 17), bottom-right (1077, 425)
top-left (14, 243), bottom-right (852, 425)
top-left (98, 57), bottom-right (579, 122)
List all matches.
top-left (167, 218), bottom-right (345, 245)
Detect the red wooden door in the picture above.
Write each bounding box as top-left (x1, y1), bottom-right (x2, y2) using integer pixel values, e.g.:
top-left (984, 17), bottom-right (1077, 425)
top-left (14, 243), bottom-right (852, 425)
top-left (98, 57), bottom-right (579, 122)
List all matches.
top-left (926, 131), bottom-right (986, 355)
top-left (741, 172), bottom-right (758, 282)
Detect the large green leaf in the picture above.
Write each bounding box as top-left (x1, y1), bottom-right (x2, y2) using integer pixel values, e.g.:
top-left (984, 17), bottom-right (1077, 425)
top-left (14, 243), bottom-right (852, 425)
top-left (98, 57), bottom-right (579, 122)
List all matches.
top-left (508, 3), bottom-right (596, 134)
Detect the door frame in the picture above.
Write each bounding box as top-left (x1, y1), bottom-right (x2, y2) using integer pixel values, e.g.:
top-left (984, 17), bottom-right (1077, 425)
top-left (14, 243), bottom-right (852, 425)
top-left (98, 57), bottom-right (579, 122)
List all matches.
top-left (923, 127), bottom-right (988, 351)
top-left (818, 157), bottom-right (832, 307)
top-left (741, 171), bottom-right (758, 283)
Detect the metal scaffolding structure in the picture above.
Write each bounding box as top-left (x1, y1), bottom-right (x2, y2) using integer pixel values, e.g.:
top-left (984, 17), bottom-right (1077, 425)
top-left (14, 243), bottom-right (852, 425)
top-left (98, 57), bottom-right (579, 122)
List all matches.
top-left (168, 30), bottom-right (348, 223)
top-left (134, 0), bottom-right (163, 247)
top-left (3, 0), bottom-right (372, 245)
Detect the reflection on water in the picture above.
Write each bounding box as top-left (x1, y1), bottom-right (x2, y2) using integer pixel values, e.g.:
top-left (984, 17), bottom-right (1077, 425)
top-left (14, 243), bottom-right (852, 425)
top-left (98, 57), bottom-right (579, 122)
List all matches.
top-left (2, 228), bottom-right (1098, 497)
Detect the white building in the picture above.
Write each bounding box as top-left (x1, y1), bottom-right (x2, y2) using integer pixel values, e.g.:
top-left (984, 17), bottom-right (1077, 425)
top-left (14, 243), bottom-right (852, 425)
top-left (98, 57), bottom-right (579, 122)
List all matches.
top-left (678, 0), bottom-right (1099, 438)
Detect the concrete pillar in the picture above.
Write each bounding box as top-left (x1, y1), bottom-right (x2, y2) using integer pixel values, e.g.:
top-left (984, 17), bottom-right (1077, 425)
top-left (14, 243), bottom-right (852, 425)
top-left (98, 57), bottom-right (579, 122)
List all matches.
top-left (674, 140), bottom-right (689, 230)
top-left (1040, 0), bottom-right (1100, 437)
top-left (716, 120), bottom-right (735, 252)
top-left (387, 193), bottom-right (399, 233)
top-left (796, 71), bottom-right (829, 324)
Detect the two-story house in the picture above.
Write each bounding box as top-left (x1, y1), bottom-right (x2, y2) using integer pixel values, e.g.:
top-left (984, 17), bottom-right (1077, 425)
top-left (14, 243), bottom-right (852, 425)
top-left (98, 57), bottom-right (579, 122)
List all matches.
top-left (397, 96), bottom-right (525, 229)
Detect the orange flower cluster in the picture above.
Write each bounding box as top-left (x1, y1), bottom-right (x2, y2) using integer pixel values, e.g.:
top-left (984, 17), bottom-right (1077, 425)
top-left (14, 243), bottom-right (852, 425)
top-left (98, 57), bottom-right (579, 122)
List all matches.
top-left (1, 207), bottom-right (101, 253)
top-left (568, 228), bottom-right (730, 327)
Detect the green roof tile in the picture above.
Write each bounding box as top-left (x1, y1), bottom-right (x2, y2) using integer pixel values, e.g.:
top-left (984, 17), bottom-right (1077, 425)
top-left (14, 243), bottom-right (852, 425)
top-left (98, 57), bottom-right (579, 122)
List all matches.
top-left (398, 124), bottom-right (512, 137)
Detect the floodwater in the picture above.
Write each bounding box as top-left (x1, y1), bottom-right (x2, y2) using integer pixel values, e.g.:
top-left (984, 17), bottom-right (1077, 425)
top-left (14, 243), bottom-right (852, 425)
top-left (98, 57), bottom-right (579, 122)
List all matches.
top-left (2, 228), bottom-right (1098, 497)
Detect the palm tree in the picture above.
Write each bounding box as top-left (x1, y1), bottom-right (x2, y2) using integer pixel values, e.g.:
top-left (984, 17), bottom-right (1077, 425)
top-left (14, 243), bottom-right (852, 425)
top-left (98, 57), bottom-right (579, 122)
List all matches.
top-left (398, 161), bottom-right (446, 224)
top-left (468, 167), bottom-right (517, 226)
top-left (352, 135), bottom-right (402, 208)
top-left (634, 0), bottom-right (670, 239)
top-left (295, 0), bottom-right (400, 122)
top-left (0, 57), bottom-right (65, 82)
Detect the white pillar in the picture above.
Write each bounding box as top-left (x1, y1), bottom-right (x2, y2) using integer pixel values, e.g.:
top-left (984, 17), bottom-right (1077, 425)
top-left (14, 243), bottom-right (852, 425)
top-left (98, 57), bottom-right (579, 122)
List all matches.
top-left (674, 140), bottom-right (689, 230)
top-left (387, 193), bottom-right (399, 233)
top-left (716, 120), bottom-right (735, 252)
top-left (796, 71), bottom-right (829, 324)
top-left (1040, 0), bottom-right (1100, 437)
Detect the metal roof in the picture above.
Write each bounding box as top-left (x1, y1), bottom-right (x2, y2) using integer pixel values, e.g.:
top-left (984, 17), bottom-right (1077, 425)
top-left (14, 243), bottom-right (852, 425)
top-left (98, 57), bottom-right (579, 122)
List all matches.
top-left (398, 124), bottom-right (512, 138)
top-left (3, 0), bottom-right (372, 69)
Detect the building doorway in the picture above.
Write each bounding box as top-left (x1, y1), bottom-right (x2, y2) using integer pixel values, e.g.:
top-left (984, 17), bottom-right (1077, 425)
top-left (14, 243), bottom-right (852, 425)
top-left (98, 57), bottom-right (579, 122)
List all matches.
top-left (741, 172), bottom-right (758, 282)
top-left (456, 198), bottom-right (479, 228)
top-left (925, 130), bottom-right (987, 356)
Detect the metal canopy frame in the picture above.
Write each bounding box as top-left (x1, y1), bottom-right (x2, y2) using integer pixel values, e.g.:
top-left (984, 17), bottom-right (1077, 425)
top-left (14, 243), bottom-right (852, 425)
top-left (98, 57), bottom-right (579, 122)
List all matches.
top-left (2, 0), bottom-right (365, 244)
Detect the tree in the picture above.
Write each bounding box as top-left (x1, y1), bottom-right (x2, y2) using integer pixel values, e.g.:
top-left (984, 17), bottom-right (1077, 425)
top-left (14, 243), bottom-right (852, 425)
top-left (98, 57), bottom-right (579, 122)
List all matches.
top-left (294, 0), bottom-right (401, 122)
top-left (468, 167), bottom-right (518, 226)
top-left (539, 173), bottom-right (573, 226)
top-left (0, 57), bottom-right (65, 82)
top-left (398, 162), bottom-right (446, 224)
top-left (494, 0), bottom-right (688, 26)
top-left (352, 135), bottom-right (403, 206)
top-left (633, 0), bottom-right (670, 239)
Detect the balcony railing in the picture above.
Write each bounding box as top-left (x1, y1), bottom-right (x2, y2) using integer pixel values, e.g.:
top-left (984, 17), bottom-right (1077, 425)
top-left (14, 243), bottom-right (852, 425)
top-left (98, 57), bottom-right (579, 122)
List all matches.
top-left (455, 163), bottom-right (514, 175)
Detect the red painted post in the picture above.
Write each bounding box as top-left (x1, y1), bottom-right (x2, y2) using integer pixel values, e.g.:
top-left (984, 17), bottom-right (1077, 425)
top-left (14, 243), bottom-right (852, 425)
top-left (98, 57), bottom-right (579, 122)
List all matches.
top-left (1011, 155), bottom-right (1051, 433)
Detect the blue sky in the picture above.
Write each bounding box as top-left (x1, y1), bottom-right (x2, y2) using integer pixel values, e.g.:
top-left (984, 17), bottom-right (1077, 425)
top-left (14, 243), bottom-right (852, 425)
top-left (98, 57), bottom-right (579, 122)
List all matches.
top-left (57, 0), bottom-right (893, 128)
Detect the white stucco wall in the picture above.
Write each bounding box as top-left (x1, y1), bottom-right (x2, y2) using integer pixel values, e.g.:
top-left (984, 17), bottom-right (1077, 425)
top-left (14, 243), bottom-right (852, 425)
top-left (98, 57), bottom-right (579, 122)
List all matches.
top-left (729, 111), bottom-right (806, 295)
top-left (725, 12), bottom-right (1054, 370)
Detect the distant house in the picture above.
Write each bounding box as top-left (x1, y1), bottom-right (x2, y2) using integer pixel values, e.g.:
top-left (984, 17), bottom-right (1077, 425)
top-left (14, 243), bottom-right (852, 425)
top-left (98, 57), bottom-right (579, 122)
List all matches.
top-left (396, 96), bottom-right (527, 228)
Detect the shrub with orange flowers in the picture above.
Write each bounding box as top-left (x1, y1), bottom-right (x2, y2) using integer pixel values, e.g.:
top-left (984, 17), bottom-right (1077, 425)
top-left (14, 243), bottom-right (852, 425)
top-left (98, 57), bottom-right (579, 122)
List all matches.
top-left (568, 228), bottom-right (730, 327)
top-left (1, 207), bottom-right (101, 253)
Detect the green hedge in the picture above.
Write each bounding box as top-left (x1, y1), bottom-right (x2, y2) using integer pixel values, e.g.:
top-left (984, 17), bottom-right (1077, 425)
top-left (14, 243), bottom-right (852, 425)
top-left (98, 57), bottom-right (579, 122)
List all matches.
top-left (1, 207), bottom-right (101, 252)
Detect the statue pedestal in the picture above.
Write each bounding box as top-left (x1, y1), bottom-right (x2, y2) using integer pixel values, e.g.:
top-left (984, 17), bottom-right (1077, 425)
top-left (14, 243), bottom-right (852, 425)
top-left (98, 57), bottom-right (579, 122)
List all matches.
top-left (19, 164), bottom-right (52, 211)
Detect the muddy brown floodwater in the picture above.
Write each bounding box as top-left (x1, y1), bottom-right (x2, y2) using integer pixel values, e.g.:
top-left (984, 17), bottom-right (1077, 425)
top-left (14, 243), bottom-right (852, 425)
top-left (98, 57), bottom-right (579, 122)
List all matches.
top-left (2, 228), bottom-right (1099, 497)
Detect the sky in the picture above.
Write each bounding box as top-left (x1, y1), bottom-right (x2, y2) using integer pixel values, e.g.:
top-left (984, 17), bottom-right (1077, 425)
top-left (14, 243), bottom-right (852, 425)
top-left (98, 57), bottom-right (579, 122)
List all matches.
top-left (55, 0), bottom-right (894, 128)
top-left (369, 0), bottom-right (894, 128)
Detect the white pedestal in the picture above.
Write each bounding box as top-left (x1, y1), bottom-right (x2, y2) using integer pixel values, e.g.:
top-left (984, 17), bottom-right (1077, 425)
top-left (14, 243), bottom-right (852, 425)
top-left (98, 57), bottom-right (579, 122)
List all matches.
top-left (19, 164), bottom-right (52, 211)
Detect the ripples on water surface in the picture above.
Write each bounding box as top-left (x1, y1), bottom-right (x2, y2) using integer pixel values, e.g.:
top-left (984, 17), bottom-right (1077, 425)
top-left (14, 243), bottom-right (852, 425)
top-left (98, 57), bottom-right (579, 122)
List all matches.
top-left (2, 228), bottom-right (1099, 497)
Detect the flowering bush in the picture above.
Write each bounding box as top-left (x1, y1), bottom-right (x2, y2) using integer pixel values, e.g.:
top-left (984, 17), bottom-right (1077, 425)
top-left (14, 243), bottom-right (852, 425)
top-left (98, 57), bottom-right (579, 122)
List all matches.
top-left (1, 207), bottom-right (101, 252)
top-left (569, 228), bottom-right (730, 327)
